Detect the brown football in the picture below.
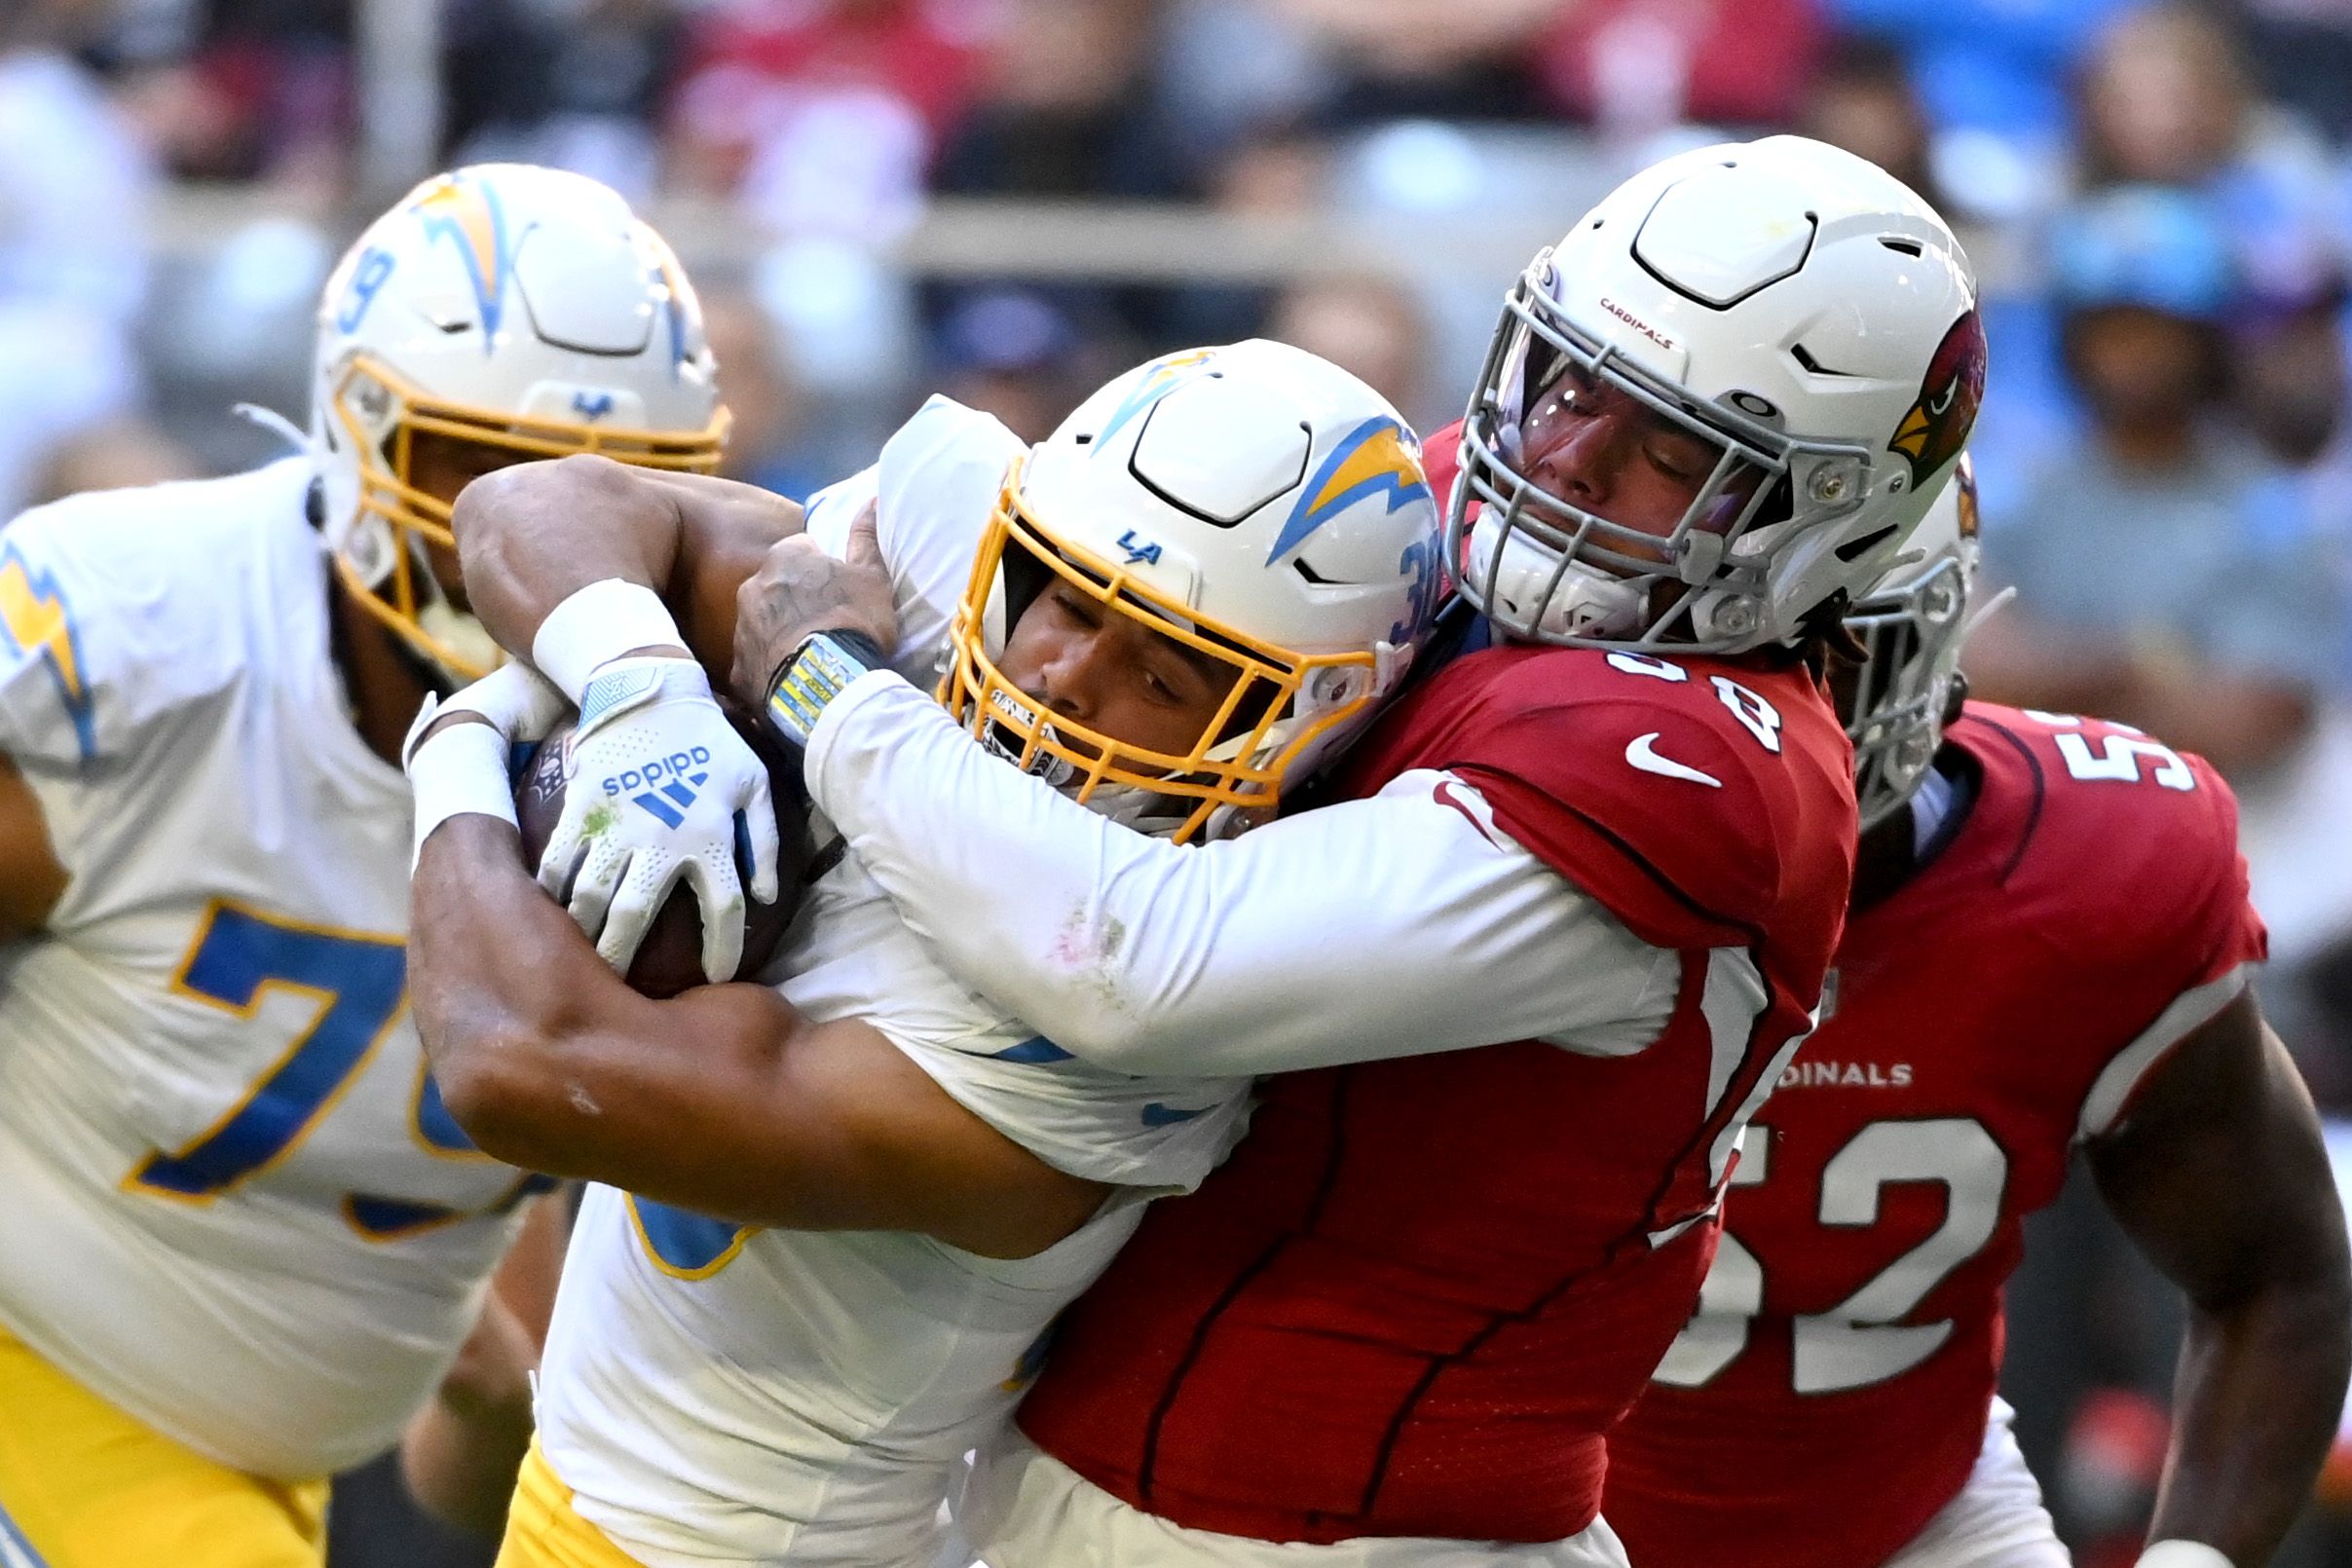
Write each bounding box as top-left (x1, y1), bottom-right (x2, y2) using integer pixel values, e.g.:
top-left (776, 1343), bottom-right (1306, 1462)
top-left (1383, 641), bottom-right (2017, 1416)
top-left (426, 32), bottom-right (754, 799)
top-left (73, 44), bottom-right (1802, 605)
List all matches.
top-left (516, 705), bottom-right (812, 998)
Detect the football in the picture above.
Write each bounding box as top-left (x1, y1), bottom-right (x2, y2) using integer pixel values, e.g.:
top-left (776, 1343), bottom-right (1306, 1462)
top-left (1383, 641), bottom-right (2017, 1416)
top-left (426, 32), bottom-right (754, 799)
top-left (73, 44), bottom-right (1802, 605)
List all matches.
top-left (515, 705), bottom-right (814, 998)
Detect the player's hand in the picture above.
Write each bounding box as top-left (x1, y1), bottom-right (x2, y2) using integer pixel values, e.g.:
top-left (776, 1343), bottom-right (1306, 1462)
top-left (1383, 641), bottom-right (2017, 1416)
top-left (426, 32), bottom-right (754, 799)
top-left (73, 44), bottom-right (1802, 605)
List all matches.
top-left (401, 659), bottom-right (569, 763)
top-left (402, 662), bottom-right (569, 865)
top-left (540, 655), bottom-right (782, 985)
top-left (729, 502), bottom-right (899, 705)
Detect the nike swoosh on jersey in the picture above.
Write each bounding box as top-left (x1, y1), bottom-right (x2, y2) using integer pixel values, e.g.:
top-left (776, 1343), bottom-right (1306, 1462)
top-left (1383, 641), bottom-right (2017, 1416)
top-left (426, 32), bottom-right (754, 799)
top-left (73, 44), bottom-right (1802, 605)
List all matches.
top-left (1624, 732), bottom-right (1723, 788)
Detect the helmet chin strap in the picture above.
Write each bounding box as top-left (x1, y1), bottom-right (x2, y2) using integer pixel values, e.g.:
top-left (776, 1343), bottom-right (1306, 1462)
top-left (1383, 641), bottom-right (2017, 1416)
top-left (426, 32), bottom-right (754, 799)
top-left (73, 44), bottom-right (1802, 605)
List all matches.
top-left (1465, 512), bottom-right (1645, 641)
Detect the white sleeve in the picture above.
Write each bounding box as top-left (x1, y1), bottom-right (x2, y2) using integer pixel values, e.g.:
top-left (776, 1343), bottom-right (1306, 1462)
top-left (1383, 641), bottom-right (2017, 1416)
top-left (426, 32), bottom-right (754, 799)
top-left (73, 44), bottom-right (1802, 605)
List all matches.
top-left (803, 672), bottom-right (1681, 1077)
top-left (803, 394), bottom-right (1022, 684)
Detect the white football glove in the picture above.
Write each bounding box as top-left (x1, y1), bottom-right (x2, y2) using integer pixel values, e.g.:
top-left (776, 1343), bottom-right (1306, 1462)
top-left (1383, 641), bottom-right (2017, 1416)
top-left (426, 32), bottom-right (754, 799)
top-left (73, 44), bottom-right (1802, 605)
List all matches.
top-left (539, 655), bottom-right (781, 985)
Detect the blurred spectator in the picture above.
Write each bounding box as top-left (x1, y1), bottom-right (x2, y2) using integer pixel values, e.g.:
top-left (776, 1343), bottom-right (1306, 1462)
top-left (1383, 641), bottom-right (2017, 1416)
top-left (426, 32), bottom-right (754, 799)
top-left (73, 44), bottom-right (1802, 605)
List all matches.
top-left (30, 417), bottom-right (198, 506)
top-left (669, 0), bottom-right (997, 240)
top-left (930, 286), bottom-right (1115, 442)
top-left (0, 0), bottom-right (156, 518)
top-left (1534, 0), bottom-right (1825, 138)
top-left (702, 283), bottom-right (830, 502)
top-left (934, 0), bottom-right (1178, 201)
top-left (1264, 274), bottom-right (1434, 429)
top-left (441, 0), bottom-right (685, 202)
top-left (118, 0), bottom-right (354, 188)
top-left (2232, 0), bottom-right (2352, 145)
top-left (1797, 34), bottom-right (1946, 211)
top-left (1270, 0), bottom-right (1558, 124)
top-left (1965, 183), bottom-right (2345, 780)
top-left (1829, 0), bottom-right (2134, 143)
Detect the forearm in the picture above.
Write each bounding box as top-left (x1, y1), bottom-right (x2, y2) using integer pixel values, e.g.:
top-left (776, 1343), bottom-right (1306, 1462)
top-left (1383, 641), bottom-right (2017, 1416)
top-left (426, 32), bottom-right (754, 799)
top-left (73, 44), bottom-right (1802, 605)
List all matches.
top-left (409, 814), bottom-right (811, 1220)
top-left (455, 457), bottom-right (690, 661)
top-left (2150, 1277), bottom-right (2351, 1564)
top-left (408, 815), bottom-right (1098, 1251)
top-left (399, 1377), bottom-right (536, 1538)
top-left (803, 673), bottom-right (1672, 1074)
top-left (454, 457), bottom-right (803, 682)
top-left (2093, 1004), bottom-right (2352, 1565)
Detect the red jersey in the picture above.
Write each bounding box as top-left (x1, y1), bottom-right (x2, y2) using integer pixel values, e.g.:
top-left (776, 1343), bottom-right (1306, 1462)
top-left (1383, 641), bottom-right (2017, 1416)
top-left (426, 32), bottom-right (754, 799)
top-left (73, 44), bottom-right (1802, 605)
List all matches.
top-left (1604, 703), bottom-right (2267, 1568)
top-left (1013, 635), bottom-right (1858, 1545)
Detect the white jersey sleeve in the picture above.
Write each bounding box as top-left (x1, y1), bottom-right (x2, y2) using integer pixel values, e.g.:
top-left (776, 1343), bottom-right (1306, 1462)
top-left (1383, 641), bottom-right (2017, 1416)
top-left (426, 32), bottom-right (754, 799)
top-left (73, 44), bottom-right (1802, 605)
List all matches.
top-left (802, 393), bottom-right (1019, 688)
top-left (803, 673), bottom-right (1679, 1077)
top-left (0, 473), bottom-right (262, 921)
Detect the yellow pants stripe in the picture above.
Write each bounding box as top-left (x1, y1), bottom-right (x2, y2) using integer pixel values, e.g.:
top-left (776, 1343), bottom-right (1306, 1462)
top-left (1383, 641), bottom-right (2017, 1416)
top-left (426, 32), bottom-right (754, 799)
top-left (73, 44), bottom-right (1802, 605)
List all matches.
top-left (496, 1440), bottom-right (648, 1568)
top-left (0, 1324), bottom-right (325, 1568)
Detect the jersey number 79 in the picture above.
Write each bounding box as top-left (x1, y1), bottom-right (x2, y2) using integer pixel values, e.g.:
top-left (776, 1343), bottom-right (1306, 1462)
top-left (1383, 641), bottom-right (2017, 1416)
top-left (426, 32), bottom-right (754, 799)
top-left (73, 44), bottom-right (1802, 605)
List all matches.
top-left (129, 902), bottom-right (549, 1238)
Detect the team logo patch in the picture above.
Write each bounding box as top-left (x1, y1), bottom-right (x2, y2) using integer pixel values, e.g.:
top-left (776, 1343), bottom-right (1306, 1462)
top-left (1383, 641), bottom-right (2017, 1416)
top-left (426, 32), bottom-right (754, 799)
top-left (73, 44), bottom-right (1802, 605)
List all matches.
top-left (1887, 310), bottom-right (1986, 487)
top-left (1267, 416), bottom-right (1431, 565)
top-left (411, 173), bottom-right (514, 350)
top-left (0, 544), bottom-right (93, 763)
top-left (1117, 529), bottom-right (1162, 566)
top-left (1092, 349), bottom-right (1219, 454)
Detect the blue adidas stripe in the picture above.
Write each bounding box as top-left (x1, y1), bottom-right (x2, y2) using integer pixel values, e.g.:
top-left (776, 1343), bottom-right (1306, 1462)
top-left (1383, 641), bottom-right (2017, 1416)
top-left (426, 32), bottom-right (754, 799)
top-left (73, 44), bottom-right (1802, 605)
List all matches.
top-left (631, 791), bottom-right (686, 829)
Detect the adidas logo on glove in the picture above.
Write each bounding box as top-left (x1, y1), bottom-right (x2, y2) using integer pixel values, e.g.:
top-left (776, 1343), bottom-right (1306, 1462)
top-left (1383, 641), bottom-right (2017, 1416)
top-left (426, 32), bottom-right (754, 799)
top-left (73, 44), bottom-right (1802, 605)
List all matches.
top-left (602, 747), bottom-right (713, 829)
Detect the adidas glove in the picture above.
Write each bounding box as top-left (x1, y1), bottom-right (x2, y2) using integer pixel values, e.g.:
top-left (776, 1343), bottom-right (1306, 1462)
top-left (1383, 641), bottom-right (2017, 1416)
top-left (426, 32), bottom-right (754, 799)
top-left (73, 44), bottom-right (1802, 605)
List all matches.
top-left (538, 655), bottom-right (782, 985)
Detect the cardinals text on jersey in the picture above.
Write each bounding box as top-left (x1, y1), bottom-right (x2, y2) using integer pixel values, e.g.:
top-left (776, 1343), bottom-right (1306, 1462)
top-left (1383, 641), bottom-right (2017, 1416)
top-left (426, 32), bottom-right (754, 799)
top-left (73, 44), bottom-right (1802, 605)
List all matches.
top-left (1603, 702), bottom-right (2266, 1568)
top-left (525, 397), bottom-right (1254, 1568)
top-left (0, 459), bottom-right (545, 1480)
top-left (1006, 635), bottom-right (1856, 1547)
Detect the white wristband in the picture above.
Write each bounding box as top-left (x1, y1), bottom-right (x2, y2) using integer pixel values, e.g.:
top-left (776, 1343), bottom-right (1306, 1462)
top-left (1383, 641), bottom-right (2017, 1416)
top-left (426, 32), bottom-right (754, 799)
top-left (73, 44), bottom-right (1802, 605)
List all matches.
top-left (409, 720), bottom-right (520, 866)
top-left (2138, 1543), bottom-right (2234, 1568)
top-left (532, 579), bottom-right (687, 703)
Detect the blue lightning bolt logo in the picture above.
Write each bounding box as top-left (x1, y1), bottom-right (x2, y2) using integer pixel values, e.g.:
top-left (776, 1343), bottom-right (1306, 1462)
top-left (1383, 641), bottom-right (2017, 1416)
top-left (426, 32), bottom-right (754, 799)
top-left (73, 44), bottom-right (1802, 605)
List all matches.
top-left (1267, 417), bottom-right (1432, 565)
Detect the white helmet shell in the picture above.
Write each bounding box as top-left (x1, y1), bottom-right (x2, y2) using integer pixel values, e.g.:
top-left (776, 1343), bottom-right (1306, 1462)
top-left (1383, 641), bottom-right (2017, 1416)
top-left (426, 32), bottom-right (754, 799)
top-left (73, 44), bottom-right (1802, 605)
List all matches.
top-left (945, 339), bottom-right (1443, 840)
top-left (311, 163), bottom-right (727, 681)
top-left (1455, 134), bottom-right (1984, 653)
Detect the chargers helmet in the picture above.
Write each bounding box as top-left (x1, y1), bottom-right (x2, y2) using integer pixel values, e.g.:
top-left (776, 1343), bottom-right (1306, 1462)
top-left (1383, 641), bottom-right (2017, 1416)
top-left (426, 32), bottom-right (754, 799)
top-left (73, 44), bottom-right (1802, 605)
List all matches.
top-left (942, 340), bottom-right (1444, 842)
top-left (1843, 452), bottom-right (1980, 829)
top-left (1455, 134), bottom-right (1984, 653)
top-left (311, 164), bottom-right (728, 681)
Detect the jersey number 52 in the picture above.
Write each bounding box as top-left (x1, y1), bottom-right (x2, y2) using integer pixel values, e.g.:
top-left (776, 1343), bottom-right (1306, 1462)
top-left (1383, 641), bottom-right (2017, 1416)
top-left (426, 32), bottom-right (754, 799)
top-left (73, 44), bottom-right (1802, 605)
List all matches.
top-left (1653, 1118), bottom-right (2007, 1394)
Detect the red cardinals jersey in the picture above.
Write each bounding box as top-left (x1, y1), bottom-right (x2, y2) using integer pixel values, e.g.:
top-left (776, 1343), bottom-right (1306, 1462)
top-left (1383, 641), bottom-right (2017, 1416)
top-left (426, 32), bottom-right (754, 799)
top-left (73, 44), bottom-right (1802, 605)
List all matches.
top-left (1604, 703), bottom-right (2267, 1568)
top-left (1013, 635), bottom-right (1858, 1546)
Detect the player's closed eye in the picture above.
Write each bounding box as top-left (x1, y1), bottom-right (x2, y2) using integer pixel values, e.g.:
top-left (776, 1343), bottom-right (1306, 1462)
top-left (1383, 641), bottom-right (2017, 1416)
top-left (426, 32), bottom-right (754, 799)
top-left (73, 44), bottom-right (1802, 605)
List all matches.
top-left (1050, 585), bottom-right (1102, 627)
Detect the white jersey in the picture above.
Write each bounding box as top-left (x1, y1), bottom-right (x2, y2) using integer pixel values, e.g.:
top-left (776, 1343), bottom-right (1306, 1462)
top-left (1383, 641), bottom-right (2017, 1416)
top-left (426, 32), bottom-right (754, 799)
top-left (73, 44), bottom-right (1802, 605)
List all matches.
top-left (0, 458), bottom-right (541, 1479)
top-left (533, 398), bottom-right (1255, 1568)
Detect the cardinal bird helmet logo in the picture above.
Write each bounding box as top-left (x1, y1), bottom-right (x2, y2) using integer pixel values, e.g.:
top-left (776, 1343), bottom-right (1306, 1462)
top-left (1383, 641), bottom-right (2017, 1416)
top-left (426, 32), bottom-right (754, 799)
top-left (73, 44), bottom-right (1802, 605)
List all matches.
top-left (1887, 311), bottom-right (1988, 487)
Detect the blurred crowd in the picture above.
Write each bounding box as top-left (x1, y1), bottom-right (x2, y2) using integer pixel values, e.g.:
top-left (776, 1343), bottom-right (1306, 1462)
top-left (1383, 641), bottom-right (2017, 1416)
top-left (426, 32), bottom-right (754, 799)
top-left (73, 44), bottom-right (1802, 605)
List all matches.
top-left (7, 0), bottom-right (2352, 1562)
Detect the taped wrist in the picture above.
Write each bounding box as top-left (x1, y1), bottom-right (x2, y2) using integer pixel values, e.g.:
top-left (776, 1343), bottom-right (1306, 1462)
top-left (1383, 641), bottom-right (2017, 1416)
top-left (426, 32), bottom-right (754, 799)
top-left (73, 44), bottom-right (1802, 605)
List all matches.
top-left (533, 579), bottom-right (688, 702)
top-left (408, 720), bottom-right (520, 866)
top-left (764, 629), bottom-right (886, 749)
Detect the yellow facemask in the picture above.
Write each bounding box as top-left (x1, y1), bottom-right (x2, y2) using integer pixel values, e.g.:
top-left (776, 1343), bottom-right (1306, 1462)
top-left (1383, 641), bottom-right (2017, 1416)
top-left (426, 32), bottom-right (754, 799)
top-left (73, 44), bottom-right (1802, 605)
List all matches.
top-left (938, 464), bottom-right (1383, 843)
top-left (326, 352), bottom-right (731, 681)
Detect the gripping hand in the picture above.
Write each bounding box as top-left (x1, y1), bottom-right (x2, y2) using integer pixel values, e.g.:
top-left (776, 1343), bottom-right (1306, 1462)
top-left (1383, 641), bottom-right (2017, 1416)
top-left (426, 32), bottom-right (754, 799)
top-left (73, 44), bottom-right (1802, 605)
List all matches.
top-left (538, 656), bottom-right (781, 984)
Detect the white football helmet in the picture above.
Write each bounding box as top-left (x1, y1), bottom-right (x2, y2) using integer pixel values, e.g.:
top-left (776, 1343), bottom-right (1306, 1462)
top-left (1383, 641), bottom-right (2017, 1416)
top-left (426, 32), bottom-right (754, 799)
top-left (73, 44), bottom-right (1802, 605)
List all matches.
top-left (1455, 134), bottom-right (1984, 653)
top-left (1843, 452), bottom-right (1980, 830)
top-left (311, 164), bottom-right (729, 682)
top-left (942, 340), bottom-right (1444, 842)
